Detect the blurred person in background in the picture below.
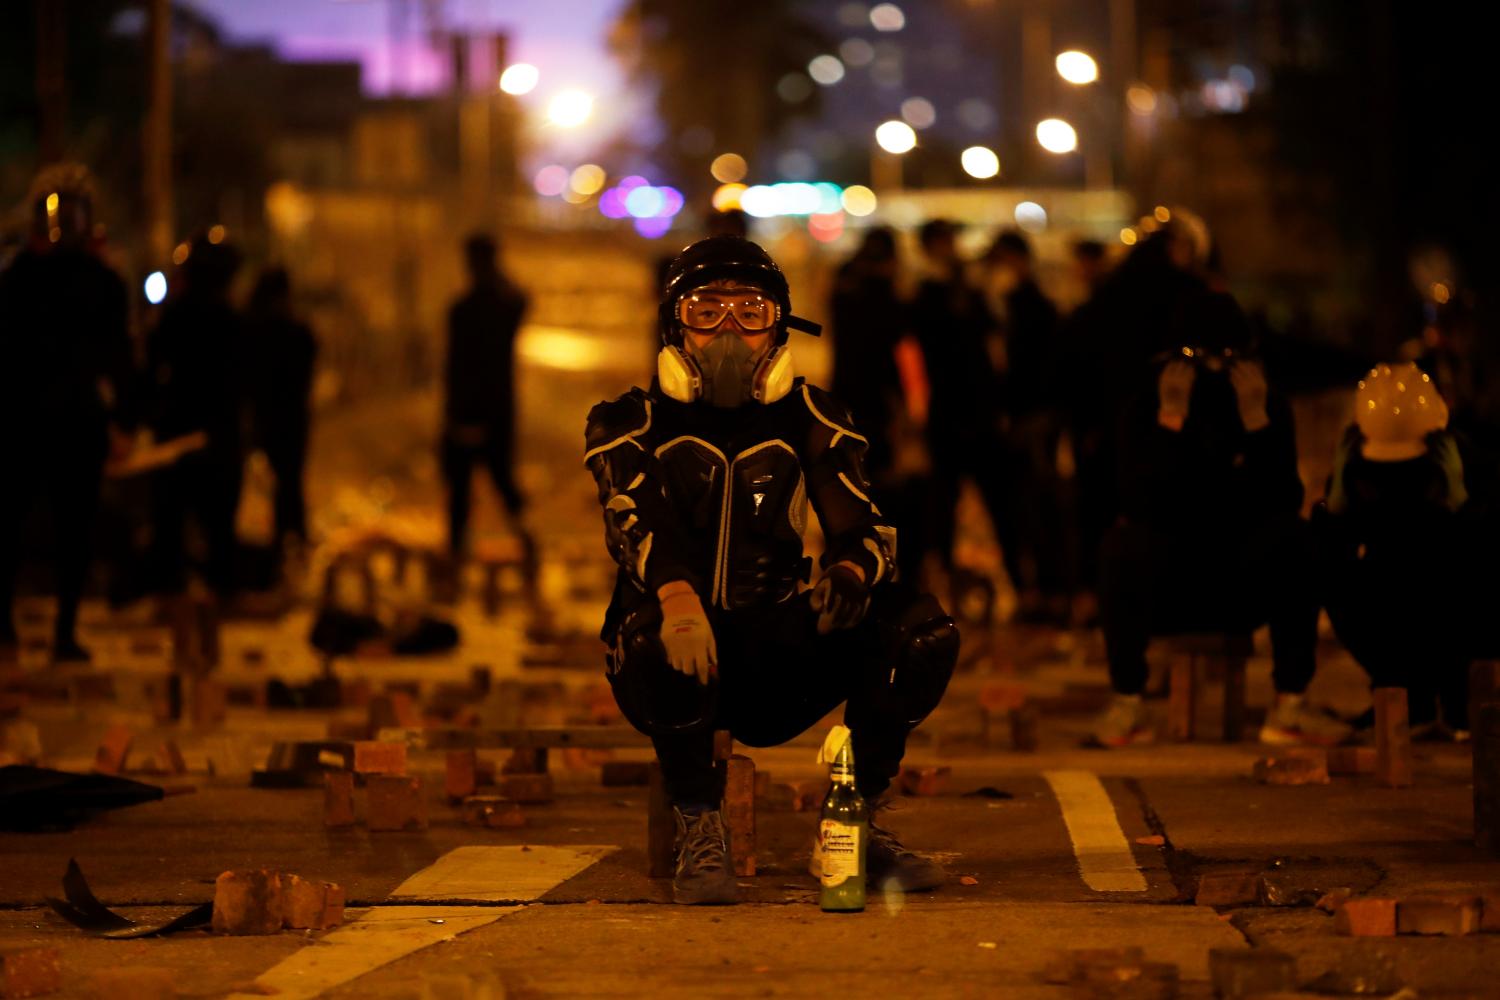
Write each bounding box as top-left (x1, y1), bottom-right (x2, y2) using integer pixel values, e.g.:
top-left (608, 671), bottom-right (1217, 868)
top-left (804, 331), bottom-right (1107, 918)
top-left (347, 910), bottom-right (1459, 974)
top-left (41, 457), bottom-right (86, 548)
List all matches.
top-left (146, 232), bottom-right (246, 601)
top-left (442, 233), bottom-right (529, 563)
top-left (244, 267), bottom-right (317, 562)
top-left (0, 163), bottom-right (134, 664)
top-left (1091, 291), bottom-right (1347, 748)
top-left (912, 219), bottom-right (1022, 604)
top-left (1314, 363), bottom-right (1496, 739)
top-left (1071, 239), bottom-right (1110, 299)
top-left (985, 229), bottom-right (1067, 623)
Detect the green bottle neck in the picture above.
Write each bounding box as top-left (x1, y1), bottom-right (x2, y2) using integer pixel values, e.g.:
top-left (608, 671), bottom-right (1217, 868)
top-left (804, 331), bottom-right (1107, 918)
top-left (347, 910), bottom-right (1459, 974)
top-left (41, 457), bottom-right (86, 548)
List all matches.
top-left (830, 743), bottom-right (855, 786)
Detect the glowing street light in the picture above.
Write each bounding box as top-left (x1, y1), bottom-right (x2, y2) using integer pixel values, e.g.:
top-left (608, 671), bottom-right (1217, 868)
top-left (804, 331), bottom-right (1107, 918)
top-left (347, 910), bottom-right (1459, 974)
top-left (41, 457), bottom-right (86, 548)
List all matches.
top-left (960, 145), bottom-right (1000, 179)
top-left (1055, 50), bottom-right (1098, 85)
top-left (1036, 118), bottom-right (1078, 154)
top-left (499, 63), bottom-right (539, 95)
top-left (547, 89), bottom-right (594, 128)
top-left (144, 271), bottom-right (168, 305)
top-left (875, 120), bottom-right (917, 154)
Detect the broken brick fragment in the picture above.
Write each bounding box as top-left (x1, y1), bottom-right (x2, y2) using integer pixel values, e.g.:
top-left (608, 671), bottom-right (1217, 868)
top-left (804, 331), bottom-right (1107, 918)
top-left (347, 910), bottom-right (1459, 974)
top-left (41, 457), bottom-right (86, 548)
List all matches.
top-left (1334, 898), bottom-right (1397, 936)
top-left (1252, 751), bottom-right (1329, 786)
top-left (445, 750), bottom-right (478, 801)
top-left (353, 741), bottom-right (407, 776)
top-left (212, 870), bottom-right (284, 935)
top-left (323, 771), bottom-right (356, 828)
top-left (367, 775), bottom-right (428, 831)
top-left (282, 875), bottom-right (344, 930)
top-left (1327, 746), bottom-right (1377, 776)
top-left (897, 765), bottom-right (951, 797)
top-left (1194, 870), bottom-right (1262, 907)
top-left (93, 724), bottom-right (133, 775)
top-left (1397, 895), bottom-right (1481, 936)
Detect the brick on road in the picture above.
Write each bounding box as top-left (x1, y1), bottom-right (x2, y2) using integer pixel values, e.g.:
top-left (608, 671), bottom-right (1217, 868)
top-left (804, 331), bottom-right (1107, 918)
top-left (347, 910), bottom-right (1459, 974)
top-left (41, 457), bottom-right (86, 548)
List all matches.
top-left (1195, 869), bottom-right (1262, 906)
top-left (446, 749), bottom-right (478, 801)
top-left (212, 870), bottom-right (284, 935)
top-left (1397, 895), bottom-right (1481, 935)
top-left (1334, 898), bottom-right (1398, 936)
top-left (353, 741), bottom-right (407, 775)
top-left (283, 875), bottom-right (345, 929)
top-left (462, 795), bottom-right (525, 828)
top-left (499, 773), bottom-right (553, 804)
top-left (323, 771), bottom-right (356, 827)
top-left (93, 723), bottom-right (132, 774)
top-left (367, 775), bottom-right (428, 831)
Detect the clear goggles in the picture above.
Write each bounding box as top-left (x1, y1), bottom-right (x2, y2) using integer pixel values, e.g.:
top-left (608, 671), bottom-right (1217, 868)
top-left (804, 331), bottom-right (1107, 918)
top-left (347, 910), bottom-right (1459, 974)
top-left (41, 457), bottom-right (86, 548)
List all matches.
top-left (676, 290), bottom-right (779, 333)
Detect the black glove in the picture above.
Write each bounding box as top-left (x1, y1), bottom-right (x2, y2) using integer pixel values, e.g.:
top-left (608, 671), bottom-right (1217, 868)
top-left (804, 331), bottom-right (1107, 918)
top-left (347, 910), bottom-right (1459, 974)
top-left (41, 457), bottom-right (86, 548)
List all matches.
top-left (811, 564), bottom-right (870, 634)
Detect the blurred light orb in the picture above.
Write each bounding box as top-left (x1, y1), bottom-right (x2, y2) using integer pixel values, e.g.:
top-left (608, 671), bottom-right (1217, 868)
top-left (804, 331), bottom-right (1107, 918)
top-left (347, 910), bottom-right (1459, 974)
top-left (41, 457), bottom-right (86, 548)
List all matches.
top-left (207, 224), bottom-right (226, 244)
top-left (1120, 227), bottom-right (1138, 245)
top-left (561, 187), bottom-right (590, 205)
top-left (900, 97), bottom-right (936, 129)
top-left (957, 98), bottom-right (994, 130)
top-left (740, 185), bottom-right (778, 218)
top-left (840, 38), bottom-right (875, 67)
top-left (547, 89), bottom-right (594, 128)
top-left (777, 149), bottom-right (817, 180)
top-left (1036, 118), bottom-right (1078, 154)
top-left (570, 163), bottom-right (606, 196)
top-left (712, 183), bottom-right (748, 212)
top-left (144, 271), bottom-right (167, 305)
top-left (1126, 84), bottom-right (1158, 115)
top-left (869, 3), bottom-right (905, 31)
top-left (634, 216), bottom-right (672, 238)
top-left (499, 63), bottom-right (539, 95)
top-left (1014, 201), bottom-right (1048, 232)
top-left (814, 182), bottom-right (844, 214)
top-left (777, 73), bottom-right (814, 103)
top-left (599, 187), bottom-right (630, 219)
top-left (1228, 64), bottom-right (1256, 92)
top-left (875, 120), bottom-right (917, 154)
top-left (1055, 50), bottom-right (1098, 85)
top-left (617, 175), bottom-right (649, 193)
top-left (657, 186), bottom-right (686, 217)
top-left (625, 185), bottom-right (666, 219)
top-left (960, 145), bottom-right (1000, 179)
top-left (809, 55), bottom-right (846, 85)
top-left (841, 185), bottom-right (877, 217)
top-left (710, 153), bottom-right (748, 183)
top-left (809, 212), bottom-right (845, 243)
top-left (1154, 205), bottom-right (1171, 223)
top-left (533, 164), bottom-right (569, 196)
top-left (171, 242), bottom-right (190, 266)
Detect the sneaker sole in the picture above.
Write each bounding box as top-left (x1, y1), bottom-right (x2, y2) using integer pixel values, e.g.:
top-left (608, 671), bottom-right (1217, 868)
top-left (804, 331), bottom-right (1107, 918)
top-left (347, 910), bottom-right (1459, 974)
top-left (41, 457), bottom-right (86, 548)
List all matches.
top-left (1258, 727), bottom-right (1343, 747)
top-left (1094, 729), bottom-right (1156, 749)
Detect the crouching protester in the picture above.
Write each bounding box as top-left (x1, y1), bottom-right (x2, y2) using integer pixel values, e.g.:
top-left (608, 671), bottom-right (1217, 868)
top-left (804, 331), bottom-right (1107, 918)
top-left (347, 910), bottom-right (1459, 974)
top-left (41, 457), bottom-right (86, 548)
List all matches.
top-left (584, 236), bottom-right (960, 905)
top-left (1313, 363), bottom-right (1495, 739)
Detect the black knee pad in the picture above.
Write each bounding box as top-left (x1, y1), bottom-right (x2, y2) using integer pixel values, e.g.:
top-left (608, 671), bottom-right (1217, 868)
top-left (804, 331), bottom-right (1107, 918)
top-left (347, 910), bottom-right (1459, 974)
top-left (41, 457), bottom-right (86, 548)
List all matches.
top-left (876, 593), bottom-right (960, 726)
top-left (606, 603), bottom-right (718, 736)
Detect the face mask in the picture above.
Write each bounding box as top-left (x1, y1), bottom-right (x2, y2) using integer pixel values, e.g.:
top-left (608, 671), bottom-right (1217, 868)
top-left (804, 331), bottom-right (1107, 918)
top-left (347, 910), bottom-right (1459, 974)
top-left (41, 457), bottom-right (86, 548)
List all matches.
top-left (688, 333), bottom-right (764, 408)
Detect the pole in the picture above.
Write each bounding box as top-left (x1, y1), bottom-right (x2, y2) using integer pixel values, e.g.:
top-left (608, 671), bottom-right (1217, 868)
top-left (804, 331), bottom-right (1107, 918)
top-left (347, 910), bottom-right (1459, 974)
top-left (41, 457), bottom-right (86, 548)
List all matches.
top-left (143, 0), bottom-right (173, 265)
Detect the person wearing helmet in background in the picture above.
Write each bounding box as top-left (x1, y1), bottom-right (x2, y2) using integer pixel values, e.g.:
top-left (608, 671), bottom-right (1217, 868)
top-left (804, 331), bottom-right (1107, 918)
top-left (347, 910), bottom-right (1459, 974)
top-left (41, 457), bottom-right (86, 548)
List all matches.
top-left (1314, 363), bottom-right (1488, 739)
top-left (1091, 290), bottom-right (1348, 748)
top-left (585, 235), bottom-right (959, 905)
top-left (0, 163), bottom-right (134, 664)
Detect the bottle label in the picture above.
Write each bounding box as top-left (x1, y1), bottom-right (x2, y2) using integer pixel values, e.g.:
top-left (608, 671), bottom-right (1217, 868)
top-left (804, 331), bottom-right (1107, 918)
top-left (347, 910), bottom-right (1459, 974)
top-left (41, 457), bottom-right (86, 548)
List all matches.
top-left (819, 820), bottom-right (861, 887)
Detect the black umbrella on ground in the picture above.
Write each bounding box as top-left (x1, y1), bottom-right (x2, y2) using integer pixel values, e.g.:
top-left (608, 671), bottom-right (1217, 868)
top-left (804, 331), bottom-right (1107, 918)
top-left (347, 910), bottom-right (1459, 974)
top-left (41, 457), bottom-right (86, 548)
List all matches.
top-left (0, 764), bottom-right (166, 831)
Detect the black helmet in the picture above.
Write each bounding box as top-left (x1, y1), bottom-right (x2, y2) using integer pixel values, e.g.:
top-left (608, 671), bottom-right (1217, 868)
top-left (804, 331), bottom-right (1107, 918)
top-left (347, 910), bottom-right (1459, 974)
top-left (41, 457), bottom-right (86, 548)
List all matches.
top-left (658, 235), bottom-right (819, 346)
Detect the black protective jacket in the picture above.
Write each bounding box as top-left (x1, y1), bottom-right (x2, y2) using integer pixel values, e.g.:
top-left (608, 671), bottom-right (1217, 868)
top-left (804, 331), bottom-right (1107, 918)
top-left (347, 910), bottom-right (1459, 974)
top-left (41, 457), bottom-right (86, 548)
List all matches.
top-left (585, 378), bottom-right (897, 638)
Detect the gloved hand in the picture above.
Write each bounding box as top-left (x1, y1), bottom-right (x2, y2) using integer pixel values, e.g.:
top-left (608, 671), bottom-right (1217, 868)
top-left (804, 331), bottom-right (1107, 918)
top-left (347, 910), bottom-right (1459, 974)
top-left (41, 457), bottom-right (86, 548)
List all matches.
top-left (811, 562), bottom-right (870, 634)
top-left (1428, 431), bottom-right (1469, 512)
top-left (657, 583), bottom-right (716, 684)
top-left (1229, 360), bottom-right (1270, 432)
top-left (1325, 424), bottom-right (1361, 515)
top-left (1157, 360), bottom-right (1196, 431)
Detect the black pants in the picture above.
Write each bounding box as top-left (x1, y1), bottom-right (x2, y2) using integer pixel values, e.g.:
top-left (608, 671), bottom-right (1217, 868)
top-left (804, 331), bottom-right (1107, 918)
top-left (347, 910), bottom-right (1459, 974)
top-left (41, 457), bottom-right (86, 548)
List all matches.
top-left (442, 421), bottom-right (523, 556)
top-left (607, 586), bottom-right (956, 806)
top-left (1006, 412), bottom-right (1070, 598)
top-left (1099, 517), bottom-right (1318, 696)
top-left (0, 429), bottom-right (105, 644)
top-left (1315, 517), bottom-right (1467, 726)
top-left (263, 429), bottom-right (308, 547)
top-left (150, 446), bottom-right (241, 597)
top-left (926, 424), bottom-right (1025, 589)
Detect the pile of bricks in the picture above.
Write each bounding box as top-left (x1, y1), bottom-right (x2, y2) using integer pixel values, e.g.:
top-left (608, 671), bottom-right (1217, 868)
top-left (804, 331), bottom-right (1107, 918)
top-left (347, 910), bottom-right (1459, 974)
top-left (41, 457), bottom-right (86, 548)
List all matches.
top-left (1251, 745), bottom-right (1381, 786)
top-left (212, 869), bottom-right (345, 934)
top-left (1043, 948), bottom-right (1179, 999)
top-left (1334, 892), bottom-right (1500, 936)
top-left (322, 741), bottom-right (429, 832)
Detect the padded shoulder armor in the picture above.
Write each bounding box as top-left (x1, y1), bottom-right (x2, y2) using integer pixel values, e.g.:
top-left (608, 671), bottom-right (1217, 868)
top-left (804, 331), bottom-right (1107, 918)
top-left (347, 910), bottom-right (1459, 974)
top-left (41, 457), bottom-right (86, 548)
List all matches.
top-left (584, 389), bottom-right (653, 461)
top-left (799, 383), bottom-right (868, 444)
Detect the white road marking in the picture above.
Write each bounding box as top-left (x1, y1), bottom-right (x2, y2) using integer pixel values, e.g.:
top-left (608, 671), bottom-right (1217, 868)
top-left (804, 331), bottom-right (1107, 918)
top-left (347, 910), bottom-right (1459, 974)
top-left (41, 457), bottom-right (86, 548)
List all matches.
top-left (226, 845), bottom-right (617, 1000)
top-left (1043, 770), bottom-right (1149, 892)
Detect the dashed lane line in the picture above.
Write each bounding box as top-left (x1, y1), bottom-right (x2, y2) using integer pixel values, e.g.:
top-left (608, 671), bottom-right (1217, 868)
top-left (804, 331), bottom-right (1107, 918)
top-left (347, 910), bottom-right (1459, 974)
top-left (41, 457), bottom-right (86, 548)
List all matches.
top-left (1044, 770), bottom-right (1150, 893)
top-left (226, 845), bottom-right (618, 1000)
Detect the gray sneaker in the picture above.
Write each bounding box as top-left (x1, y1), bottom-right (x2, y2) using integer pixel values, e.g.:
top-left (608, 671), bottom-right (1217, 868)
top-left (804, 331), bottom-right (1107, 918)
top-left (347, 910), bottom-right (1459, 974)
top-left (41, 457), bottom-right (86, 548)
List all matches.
top-left (672, 807), bottom-right (739, 905)
top-left (867, 815), bottom-right (946, 892)
top-left (1090, 694), bottom-right (1155, 748)
top-left (1259, 695), bottom-right (1351, 747)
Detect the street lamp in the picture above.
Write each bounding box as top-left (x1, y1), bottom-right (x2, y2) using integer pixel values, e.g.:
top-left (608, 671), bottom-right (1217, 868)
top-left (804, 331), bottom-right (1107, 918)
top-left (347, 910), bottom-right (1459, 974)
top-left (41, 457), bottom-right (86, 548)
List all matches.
top-left (1035, 118), bottom-right (1078, 154)
top-left (547, 89), bottom-right (594, 128)
top-left (960, 145), bottom-right (1000, 179)
top-left (875, 120), bottom-right (917, 154)
top-left (499, 63), bottom-right (539, 95)
top-left (872, 120), bottom-right (915, 191)
top-left (1055, 50), bottom-right (1098, 86)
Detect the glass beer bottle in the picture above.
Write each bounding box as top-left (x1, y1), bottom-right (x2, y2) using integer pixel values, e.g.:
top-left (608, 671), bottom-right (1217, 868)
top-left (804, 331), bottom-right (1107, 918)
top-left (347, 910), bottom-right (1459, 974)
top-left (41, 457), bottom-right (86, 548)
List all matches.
top-left (818, 732), bottom-right (867, 913)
